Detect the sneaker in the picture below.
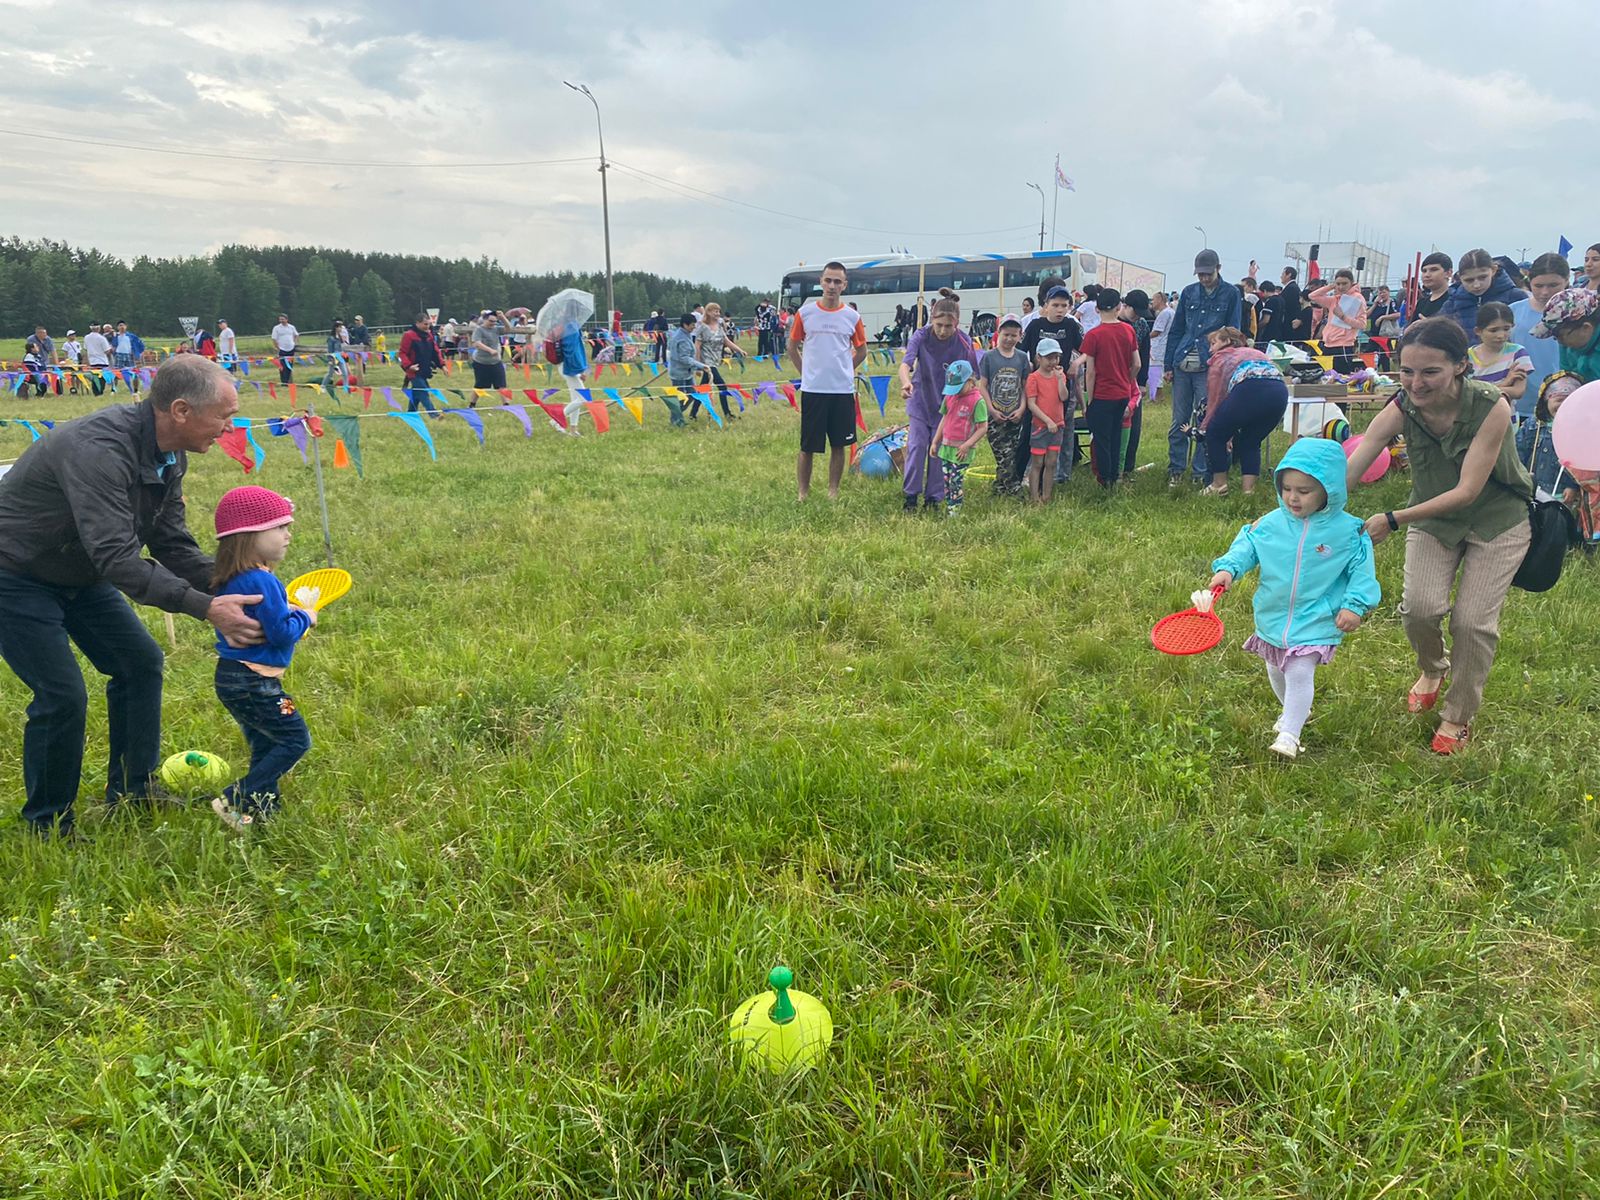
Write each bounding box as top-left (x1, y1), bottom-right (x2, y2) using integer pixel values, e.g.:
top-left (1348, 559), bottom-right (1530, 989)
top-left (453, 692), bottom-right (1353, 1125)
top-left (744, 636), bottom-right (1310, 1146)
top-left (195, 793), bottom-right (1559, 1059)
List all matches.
top-left (903, 495), bottom-right (919, 513)
top-left (1269, 732), bottom-right (1300, 759)
top-left (922, 496), bottom-right (939, 509)
top-left (211, 796), bottom-right (254, 832)
top-left (1199, 483), bottom-right (1229, 497)
top-left (1168, 474), bottom-right (1183, 489)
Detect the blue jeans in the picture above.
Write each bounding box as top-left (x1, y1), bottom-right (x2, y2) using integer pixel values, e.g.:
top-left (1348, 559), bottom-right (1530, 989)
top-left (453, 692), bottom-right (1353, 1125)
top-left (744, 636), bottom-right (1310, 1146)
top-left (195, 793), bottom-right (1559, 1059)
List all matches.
top-left (407, 378), bottom-right (437, 412)
top-left (1514, 415), bottom-right (1536, 469)
top-left (0, 570), bottom-right (165, 832)
top-left (1168, 368), bottom-right (1210, 479)
top-left (214, 660), bottom-right (310, 818)
top-left (1052, 410), bottom-right (1078, 483)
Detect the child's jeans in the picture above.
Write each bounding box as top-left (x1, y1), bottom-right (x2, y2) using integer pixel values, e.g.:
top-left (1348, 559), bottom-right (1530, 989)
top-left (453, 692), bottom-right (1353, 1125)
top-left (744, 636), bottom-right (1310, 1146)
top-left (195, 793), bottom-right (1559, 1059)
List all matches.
top-left (215, 659), bottom-right (310, 818)
top-left (941, 457), bottom-right (970, 513)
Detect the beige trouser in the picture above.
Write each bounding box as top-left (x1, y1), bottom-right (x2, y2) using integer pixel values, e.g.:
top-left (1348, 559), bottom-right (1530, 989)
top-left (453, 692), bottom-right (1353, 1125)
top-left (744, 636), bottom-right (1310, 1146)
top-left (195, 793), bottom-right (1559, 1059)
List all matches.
top-left (1400, 521), bottom-right (1530, 726)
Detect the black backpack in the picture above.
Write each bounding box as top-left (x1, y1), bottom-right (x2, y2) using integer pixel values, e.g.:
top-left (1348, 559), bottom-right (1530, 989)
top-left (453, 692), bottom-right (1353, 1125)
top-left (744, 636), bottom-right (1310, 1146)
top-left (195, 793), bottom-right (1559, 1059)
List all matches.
top-left (1511, 499), bottom-right (1579, 592)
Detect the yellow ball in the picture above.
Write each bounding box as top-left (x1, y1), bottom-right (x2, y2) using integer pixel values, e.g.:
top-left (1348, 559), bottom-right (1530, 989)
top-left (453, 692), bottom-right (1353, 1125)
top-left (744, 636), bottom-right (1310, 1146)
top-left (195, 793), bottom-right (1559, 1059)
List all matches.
top-left (159, 750), bottom-right (232, 793)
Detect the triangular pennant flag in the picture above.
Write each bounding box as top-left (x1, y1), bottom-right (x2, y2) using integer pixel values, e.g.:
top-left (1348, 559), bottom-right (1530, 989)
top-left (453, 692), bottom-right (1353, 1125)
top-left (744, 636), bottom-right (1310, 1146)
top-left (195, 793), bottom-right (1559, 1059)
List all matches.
top-left (18, 420), bottom-right (40, 441)
top-left (283, 417), bottom-right (309, 463)
top-left (215, 427), bottom-right (254, 473)
top-left (695, 385), bottom-right (724, 427)
top-left (854, 397), bottom-right (867, 433)
top-left (361, 387), bottom-right (372, 410)
top-left (536, 401), bottom-right (568, 430)
top-left (496, 404), bottom-right (534, 436)
top-left (326, 414), bottom-right (363, 477)
top-left (781, 382), bottom-right (798, 409)
top-left (268, 383), bottom-right (278, 401)
top-left (389, 411), bottom-right (438, 459)
top-left (448, 407), bottom-right (486, 444)
top-left (382, 386), bottom-right (400, 410)
top-left (870, 375), bottom-right (890, 414)
top-left (234, 417), bottom-right (266, 471)
top-left (584, 401), bottom-right (611, 433)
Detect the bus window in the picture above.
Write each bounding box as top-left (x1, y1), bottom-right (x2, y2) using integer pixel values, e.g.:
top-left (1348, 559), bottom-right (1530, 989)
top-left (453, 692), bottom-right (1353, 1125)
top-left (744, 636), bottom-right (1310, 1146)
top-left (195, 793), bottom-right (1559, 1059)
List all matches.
top-left (782, 273), bottom-right (821, 304)
top-left (920, 266), bottom-right (954, 293)
top-left (951, 265), bottom-right (998, 290)
top-left (1077, 252), bottom-right (1098, 276)
top-left (1003, 256), bottom-right (1071, 290)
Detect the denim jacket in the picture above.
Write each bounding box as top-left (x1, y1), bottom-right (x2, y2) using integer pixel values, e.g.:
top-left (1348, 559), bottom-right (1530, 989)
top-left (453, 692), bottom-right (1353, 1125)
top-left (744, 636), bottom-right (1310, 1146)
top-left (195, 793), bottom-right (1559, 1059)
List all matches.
top-left (1164, 280), bottom-right (1242, 372)
top-left (667, 326), bottom-right (708, 382)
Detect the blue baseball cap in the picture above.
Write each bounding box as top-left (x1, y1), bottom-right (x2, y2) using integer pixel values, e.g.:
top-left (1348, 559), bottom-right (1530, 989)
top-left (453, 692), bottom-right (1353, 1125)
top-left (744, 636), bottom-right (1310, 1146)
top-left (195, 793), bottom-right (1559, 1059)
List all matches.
top-left (1046, 285), bottom-right (1072, 301)
top-left (942, 360), bottom-right (975, 395)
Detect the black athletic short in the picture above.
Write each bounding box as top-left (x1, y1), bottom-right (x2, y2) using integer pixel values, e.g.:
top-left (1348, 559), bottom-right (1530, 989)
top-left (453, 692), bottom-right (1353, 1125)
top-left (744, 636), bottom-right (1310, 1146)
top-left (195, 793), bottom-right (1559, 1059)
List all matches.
top-left (799, 391), bottom-right (857, 454)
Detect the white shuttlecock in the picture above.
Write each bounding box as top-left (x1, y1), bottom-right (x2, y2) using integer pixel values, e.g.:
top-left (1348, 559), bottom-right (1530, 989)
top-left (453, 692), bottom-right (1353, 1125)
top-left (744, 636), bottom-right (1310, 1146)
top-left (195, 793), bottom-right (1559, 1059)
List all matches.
top-left (1191, 589), bottom-right (1214, 613)
top-left (294, 586), bottom-right (321, 608)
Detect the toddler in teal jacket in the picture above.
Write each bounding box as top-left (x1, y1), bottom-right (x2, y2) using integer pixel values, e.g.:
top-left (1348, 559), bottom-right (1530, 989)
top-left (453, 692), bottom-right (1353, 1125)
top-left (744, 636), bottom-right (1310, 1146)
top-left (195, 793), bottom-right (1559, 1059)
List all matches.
top-left (1208, 438), bottom-right (1381, 758)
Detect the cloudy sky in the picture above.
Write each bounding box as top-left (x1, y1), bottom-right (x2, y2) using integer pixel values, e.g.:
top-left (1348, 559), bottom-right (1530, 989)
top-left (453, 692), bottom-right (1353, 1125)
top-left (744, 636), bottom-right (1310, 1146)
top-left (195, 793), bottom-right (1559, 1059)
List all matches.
top-left (2, 0), bottom-right (1596, 292)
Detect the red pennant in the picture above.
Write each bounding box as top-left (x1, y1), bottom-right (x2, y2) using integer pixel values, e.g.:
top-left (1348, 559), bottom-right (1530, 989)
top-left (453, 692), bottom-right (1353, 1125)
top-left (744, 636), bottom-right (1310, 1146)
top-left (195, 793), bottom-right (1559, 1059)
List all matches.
top-left (537, 401), bottom-right (568, 430)
top-left (781, 383), bottom-right (798, 409)
top-left (855, 397), bottom-right (867, 432)
top-left (584, 401), bottom-right (610, 433)
top-left (361, 387), bottom-right (372, 410)
top-left (268, 383), bottom-right (278, 401)
top-left (215, 428), bottom-right (254, 474)
top-left (287, 383), bottom-right (298, 405)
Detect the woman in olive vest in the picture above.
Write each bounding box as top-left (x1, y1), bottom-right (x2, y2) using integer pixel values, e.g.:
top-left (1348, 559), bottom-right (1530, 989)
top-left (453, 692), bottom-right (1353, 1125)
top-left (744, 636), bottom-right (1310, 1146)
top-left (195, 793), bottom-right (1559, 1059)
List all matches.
top-left (1346, 318), bottom-right (1532, 754)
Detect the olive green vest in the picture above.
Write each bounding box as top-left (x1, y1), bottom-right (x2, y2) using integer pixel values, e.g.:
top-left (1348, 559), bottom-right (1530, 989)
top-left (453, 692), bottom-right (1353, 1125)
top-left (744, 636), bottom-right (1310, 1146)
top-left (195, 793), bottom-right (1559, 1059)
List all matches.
top-left (1401, 379), bottom-right (1531, 546)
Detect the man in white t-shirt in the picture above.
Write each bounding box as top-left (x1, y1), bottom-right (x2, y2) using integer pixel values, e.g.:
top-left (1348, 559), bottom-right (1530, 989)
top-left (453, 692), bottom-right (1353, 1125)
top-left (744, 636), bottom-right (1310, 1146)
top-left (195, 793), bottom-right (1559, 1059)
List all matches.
top-left (217, 318), bottom-right (238, 370)
top-left (271, 313), bottom-right (298, 383)
top-left (787, 260), bottom-right (866, 502)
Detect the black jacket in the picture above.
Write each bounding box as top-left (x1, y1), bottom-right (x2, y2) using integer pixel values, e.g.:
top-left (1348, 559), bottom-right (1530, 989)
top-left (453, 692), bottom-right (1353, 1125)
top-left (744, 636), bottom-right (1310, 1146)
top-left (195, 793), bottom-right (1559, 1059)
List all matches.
top-left (0, 400), bottom-right (214, 618)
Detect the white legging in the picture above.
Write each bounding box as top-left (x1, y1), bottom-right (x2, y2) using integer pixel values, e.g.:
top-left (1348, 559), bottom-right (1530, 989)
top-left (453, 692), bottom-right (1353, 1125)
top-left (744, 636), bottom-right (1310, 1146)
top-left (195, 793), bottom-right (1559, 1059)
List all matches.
top-left (562, 374), bottom-right (586, 432)
top-left (1266, 656), bottom-right (1317, 739)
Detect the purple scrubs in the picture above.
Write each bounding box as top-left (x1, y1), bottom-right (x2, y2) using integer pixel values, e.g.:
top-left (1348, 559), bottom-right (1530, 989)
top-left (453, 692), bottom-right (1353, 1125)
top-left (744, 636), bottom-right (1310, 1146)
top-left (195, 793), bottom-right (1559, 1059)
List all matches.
top-left (902, 326), bottom-right (979, 501)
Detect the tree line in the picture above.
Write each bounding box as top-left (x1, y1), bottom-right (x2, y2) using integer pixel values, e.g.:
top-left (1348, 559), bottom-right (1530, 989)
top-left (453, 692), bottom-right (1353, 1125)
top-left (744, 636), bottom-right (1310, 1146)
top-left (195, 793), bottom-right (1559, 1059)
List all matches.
top-left (0, 237), bottom-right (772, 338)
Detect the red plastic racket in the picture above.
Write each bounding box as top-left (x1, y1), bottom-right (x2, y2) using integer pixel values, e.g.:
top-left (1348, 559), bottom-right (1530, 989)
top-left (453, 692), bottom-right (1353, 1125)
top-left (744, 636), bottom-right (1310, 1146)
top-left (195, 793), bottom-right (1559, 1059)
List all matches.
top-left (1151, 585), bottom-right (1227, 656)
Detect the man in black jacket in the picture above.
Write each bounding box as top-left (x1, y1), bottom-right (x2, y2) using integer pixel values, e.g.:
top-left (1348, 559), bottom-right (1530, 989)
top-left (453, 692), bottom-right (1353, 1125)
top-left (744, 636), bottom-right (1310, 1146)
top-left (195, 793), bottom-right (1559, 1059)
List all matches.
top-left (1276, 266), bottom-right (1306, 342)
top-left (0, 356), bottom-right (263, 838)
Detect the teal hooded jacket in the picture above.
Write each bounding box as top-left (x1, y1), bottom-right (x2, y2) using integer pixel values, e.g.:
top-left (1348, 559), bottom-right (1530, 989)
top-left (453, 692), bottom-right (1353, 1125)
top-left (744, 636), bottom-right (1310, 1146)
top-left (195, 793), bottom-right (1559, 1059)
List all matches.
top-left (1212, 438), bottom-right (1382, 649)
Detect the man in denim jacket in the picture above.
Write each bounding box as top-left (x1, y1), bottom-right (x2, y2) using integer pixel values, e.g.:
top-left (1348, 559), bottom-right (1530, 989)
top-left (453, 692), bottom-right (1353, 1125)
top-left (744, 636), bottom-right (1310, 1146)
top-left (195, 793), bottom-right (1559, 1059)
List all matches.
top-left (1164, 249), bottom-right (1242, 486)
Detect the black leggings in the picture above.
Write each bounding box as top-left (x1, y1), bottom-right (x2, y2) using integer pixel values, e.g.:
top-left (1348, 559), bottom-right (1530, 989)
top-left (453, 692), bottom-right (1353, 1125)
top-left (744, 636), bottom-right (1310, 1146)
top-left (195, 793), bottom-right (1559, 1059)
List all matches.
top-left (1205, 376), bottom-right (1288, 478)
top-left (687, 366), bottom-right (734, 419)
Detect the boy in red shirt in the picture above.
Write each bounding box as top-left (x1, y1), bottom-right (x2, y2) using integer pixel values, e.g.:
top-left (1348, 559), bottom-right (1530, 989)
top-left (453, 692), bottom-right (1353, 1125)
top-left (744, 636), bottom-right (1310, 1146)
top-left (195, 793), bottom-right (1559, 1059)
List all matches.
top-left (1079, 288), bottom-right (1141, 488)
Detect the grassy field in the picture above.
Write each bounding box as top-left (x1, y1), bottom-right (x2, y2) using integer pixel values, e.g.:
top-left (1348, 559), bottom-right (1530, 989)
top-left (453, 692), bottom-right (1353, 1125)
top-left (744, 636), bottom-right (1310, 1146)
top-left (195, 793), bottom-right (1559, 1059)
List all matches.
top-left (3, 351), bottom-right (1600, 1198)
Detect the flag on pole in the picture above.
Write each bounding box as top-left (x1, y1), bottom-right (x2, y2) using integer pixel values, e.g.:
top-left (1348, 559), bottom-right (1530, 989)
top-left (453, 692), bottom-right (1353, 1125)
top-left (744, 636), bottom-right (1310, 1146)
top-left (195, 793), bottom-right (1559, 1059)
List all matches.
top-left (1055, 162), bottom-right (1075, 191)
top-left (1559, 235), bottom-right (1574, 257)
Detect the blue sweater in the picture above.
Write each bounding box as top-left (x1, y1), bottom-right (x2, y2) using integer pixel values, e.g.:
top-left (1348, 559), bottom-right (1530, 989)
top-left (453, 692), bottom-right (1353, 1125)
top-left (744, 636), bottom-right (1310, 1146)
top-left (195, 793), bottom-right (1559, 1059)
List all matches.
top-left (1212, 439), bottom-right (1382, 649)
top-left (213, 568), bottom-right (311, 668)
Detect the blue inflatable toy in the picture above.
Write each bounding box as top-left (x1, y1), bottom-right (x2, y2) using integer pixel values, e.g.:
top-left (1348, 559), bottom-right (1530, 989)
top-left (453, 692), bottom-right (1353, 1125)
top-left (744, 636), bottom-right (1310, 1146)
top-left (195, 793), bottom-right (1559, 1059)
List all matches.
top-left (858, 442), bottom-right (892, 478)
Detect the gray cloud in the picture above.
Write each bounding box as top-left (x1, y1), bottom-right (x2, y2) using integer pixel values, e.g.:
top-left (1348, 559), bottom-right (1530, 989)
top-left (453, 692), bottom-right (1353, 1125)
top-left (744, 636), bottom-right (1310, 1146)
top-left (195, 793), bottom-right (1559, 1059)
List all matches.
top-left (0, 0), bottom-right (1595, 290)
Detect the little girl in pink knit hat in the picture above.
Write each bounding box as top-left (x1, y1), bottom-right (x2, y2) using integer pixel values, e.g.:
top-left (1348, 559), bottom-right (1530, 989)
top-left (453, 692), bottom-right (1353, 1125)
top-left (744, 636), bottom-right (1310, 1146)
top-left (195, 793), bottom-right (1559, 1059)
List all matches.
top-left (209, 485), bottom-right (316, 831)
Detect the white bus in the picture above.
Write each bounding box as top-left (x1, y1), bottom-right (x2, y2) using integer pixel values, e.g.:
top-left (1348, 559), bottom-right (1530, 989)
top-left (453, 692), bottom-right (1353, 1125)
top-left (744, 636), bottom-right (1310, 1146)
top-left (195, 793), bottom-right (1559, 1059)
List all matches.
top-left (778, 249), bottom-right (1165, 343)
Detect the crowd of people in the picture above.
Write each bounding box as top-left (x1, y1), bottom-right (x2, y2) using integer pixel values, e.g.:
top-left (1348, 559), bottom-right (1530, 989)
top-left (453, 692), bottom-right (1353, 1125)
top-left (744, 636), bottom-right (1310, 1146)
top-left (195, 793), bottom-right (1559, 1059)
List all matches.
top-left (2, 242), bottom-right (1598, 842)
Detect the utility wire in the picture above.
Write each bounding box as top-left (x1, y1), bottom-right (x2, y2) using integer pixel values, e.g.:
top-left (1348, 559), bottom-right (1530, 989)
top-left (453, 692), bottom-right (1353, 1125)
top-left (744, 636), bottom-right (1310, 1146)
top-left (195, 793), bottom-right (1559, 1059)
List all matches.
top-left (0, 126), bottom-right (591, 169)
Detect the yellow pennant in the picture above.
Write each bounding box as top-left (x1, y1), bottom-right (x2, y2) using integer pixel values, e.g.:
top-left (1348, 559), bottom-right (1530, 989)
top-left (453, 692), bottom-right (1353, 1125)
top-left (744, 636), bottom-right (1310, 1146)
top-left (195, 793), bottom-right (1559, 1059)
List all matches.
top-left (620, 393), bottom-right (643, 424)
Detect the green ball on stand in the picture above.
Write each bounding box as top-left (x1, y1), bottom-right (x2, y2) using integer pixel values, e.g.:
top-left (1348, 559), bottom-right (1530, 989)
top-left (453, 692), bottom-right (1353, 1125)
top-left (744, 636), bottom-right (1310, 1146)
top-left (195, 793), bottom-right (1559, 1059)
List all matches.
top-left (158, 750), bottom-right (232, 794)
top-left (729, 965), bottom-right (833, 1072)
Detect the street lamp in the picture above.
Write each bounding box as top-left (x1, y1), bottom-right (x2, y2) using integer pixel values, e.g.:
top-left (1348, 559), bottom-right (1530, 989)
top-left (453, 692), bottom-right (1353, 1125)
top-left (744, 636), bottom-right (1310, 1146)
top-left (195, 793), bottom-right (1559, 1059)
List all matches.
top-left (1026, 182), bottom-right (1045, 252)
top-left (1194, 224), bottom-right (1208, 247)
top-left (564, 81), bottom-right (614, 327)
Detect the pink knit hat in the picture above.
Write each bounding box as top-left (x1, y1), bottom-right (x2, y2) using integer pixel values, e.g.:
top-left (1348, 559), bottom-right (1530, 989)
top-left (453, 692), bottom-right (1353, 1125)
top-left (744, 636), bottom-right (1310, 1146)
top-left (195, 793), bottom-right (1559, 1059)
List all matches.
top-left (215, 486), bottom-right (295, 537)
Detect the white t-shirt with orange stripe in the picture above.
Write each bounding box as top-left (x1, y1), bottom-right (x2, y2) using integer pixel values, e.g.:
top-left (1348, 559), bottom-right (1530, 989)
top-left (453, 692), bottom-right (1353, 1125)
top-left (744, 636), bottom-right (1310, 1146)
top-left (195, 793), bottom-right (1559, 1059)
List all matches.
top-left (791, 300), bottom-right (866, 394)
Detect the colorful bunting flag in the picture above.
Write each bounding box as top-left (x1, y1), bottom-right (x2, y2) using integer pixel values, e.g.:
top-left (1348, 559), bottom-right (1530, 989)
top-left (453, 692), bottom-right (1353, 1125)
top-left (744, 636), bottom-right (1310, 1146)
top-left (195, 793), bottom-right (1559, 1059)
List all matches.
top-left (389, 411), bottom-right (437, 459)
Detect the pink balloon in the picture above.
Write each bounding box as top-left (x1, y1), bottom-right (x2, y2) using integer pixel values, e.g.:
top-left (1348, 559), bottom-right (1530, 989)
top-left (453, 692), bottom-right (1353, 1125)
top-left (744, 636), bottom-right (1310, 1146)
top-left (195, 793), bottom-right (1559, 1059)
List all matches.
top-left (1343, 433), bottom-right (1392, 483)
top-left (1552, 380), bottom-right (1600, 471)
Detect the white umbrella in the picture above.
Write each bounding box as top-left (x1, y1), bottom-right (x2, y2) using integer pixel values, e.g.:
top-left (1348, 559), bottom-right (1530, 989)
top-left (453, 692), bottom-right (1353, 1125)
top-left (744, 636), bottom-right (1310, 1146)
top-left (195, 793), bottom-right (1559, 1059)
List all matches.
top-left (534, 288), bottom-right (595, 340)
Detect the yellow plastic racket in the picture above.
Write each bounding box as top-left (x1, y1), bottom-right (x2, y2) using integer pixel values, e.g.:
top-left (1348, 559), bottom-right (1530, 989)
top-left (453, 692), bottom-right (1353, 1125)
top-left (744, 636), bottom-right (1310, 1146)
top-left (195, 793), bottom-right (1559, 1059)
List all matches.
top-left (284, 568), bottom-right (352, 613)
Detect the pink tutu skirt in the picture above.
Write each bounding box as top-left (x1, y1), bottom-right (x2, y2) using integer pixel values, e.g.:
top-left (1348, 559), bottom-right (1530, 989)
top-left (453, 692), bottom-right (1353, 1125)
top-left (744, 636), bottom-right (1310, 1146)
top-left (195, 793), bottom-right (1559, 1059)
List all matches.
top-left (1243, 635), bottom-right (1336, 671)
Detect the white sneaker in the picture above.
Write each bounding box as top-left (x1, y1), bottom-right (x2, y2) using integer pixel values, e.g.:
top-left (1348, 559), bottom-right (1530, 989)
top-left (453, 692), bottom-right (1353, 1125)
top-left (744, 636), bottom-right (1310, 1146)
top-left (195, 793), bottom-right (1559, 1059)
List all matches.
top-left (1269, 732), bottom-right (1300, 759)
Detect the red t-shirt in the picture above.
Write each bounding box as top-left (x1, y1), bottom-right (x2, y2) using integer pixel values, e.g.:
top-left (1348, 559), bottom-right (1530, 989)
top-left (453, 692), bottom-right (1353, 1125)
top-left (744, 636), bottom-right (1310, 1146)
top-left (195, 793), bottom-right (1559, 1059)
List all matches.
top-left (1081, 320), bottom-right (1138, 401)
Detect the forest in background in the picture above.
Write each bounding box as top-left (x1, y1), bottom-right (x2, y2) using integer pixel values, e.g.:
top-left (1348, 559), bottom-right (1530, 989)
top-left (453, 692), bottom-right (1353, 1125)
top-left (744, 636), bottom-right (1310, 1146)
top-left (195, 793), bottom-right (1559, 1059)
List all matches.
top-left (0, 237), bottom-right (771, 337)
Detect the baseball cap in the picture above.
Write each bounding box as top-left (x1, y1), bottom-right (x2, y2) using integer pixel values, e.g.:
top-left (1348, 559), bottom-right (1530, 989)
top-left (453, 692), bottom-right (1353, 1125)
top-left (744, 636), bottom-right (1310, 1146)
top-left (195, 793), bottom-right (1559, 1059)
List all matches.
top-left (66, 328), bottom-right (76, 335)
top-left (1036, 337), bottom-right (1063, 357)
top-left (998, 313), bottom-right (1022, 329)
top-left (1046, 285), bottom-right (1072, 301)
top-left (942, 360), bottom-right (975, 395)
top-left (1531, 287), bottom-right (1600, 338)
top-left (1195, 249), bottom-right (1221, 273)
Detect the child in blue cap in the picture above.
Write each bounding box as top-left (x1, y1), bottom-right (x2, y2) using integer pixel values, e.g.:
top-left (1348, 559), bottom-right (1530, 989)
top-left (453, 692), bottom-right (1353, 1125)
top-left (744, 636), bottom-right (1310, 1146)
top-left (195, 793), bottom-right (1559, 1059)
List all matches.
top-left (929, 360), bottom-right (988, 516)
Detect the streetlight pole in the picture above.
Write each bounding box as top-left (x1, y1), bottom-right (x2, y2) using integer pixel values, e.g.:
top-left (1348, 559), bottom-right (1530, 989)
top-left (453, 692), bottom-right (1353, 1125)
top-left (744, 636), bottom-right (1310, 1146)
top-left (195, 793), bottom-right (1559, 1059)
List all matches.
top-left (1194, 225), bottom-right (1208, 247)
top-left (1027, 182), bottom-right (1045, 252)
top-left (565, 81), bottom-right (614, 326)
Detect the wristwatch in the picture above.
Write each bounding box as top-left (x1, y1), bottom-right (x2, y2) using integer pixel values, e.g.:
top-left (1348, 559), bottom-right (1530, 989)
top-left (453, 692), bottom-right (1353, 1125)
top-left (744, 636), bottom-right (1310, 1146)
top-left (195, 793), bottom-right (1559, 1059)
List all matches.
top-left (1385, 511), bottom-right (1399, 531)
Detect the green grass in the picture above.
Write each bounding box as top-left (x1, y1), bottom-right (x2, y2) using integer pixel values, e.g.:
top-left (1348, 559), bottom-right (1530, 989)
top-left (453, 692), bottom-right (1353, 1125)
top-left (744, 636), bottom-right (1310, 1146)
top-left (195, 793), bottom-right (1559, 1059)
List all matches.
top-left (3, 354), bottom-right (1600, 1198)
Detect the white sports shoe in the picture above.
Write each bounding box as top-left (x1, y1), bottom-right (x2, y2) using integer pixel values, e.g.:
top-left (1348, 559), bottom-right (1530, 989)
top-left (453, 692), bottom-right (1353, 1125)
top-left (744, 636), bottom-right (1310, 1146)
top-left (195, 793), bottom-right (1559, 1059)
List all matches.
top-left (1269, 732), bottom-right (1300, 759)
